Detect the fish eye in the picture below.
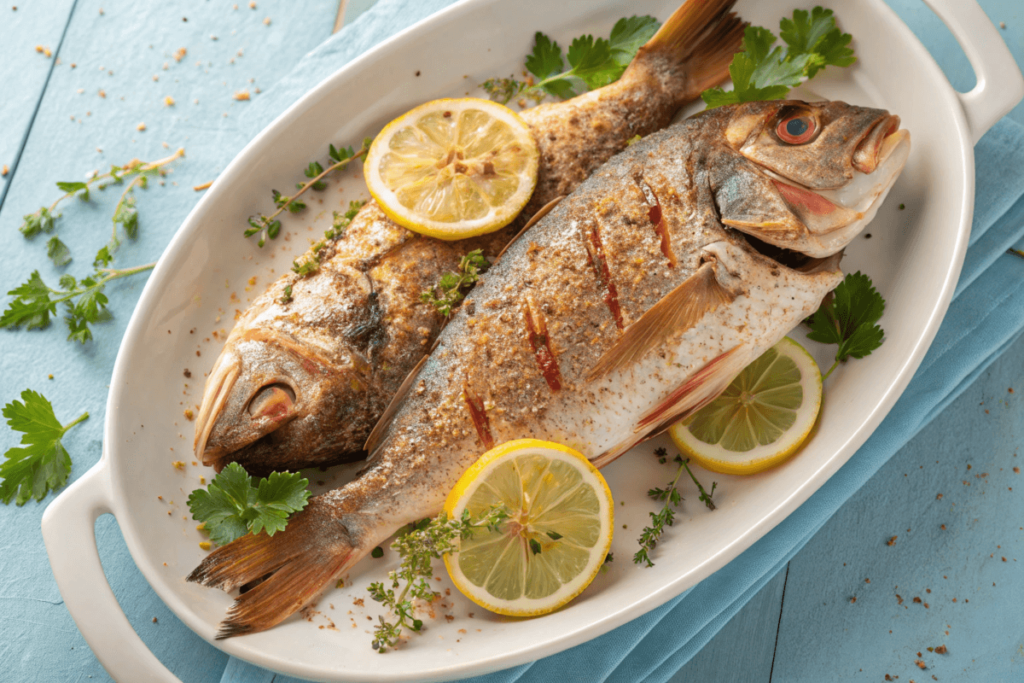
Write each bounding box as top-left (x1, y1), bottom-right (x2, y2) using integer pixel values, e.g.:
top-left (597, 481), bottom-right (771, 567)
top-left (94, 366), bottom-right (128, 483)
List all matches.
top-left (776, 114), bottom-right (817, 145)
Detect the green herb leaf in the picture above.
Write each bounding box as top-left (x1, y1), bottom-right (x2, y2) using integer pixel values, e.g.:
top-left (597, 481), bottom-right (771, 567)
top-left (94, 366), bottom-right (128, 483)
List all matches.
top-left (187, 462), bottom-right (311, 545)
top-left (20, 208), bottom-right (56, 238)
top-left (420, 249), bottom-right (490, 318)
top-left (525, 31), bottom-right (564, 82)
top-left (805, 271), bottom-right (885, 377)
top-left (1, 389), bottom-right (88, 505)
top-left (529, 538), bottom-right (543, 555)
top-left (46, 236), bottom-right (72, 267)
top-left (608, 15), bottom-right (660, 68)
top-left (702, 8), bottom-right (856, 108)
top-left (0, 271), bottom-right (55, 330)
top-left (113, 193), bottom-right (139, 239)
top-left (56, 180), bottom-right (90, 200)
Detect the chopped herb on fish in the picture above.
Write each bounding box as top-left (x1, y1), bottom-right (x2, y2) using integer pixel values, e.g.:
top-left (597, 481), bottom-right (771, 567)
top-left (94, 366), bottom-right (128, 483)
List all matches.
top-left (245, 138), bottom-right (373, 247)
top-left (420, 249), bottom-right (490, 318)
top-left (187, 462), bottom-right (311, 546)
top-left (1, 389), bottom-right (88, 505)
top-left (702, 7), bottom-right (855, 108)
top-left (325, 199), bottom-right (367, 240)
top-left (368, 506), bottom-right (510, 652)
top-left (805, 271), bottom-right (886, 379)
top-left (482, 15), bottom-right (661, 104)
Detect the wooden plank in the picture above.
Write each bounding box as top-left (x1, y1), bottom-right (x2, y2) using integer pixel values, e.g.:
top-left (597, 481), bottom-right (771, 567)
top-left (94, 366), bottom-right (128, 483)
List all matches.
top-left (0, 0), bottom-right (76, 203)
top-left (668, 566), bottom-right (788, 683)
top-left (773, 336), bottom-right (1024, 682)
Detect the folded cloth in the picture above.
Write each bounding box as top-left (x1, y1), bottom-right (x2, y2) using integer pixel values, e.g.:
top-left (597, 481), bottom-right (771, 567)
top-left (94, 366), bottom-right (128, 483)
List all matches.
top-left (226, 1), bottom-right (1024, 681)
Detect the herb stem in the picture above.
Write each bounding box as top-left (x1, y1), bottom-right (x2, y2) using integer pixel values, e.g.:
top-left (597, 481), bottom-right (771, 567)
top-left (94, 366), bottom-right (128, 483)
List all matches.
top-left (46, 263), bottom-right (155, 307)
top-left (680, 458), bottom-right (716, 510)
top-left (61, 411), bottom-right (90, 433)
top-left (822, 359), bottom-right (839, 381)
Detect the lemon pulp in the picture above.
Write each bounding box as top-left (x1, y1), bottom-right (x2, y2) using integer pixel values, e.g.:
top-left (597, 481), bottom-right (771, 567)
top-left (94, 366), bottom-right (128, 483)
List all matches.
top-left (670, 337), bottom-right (822, 475)
top-left (443, 439), bottom-right (613, 616)
top-left (365, 98), bottom-right (539, 240)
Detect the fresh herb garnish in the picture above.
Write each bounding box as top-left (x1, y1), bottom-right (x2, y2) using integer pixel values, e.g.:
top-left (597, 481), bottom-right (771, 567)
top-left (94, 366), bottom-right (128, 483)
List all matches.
top-left (701, 7), bottom-right (855, 108)
top-left (187, 462), bottom-right (311, 546)
top-left (246, 139), bottom-right (372, 247)
top-left (1, 390), bottom-right (88, 505)
top-left (1, 263), bottom-right (155, 343)
top-left (420, 249), bottom-right (490, 318)
top-left (805, 271), bottom-right (885, 380)
top-left (482, 15), bottom-right (660, 104)
top-left (635, 452), bottom-right (716, 567)
top-left (368, 506), bottom-right (510, 652)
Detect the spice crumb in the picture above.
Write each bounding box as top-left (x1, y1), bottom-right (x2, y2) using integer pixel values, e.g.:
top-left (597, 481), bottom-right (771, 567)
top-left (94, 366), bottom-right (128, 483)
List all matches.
top-left (172, 461), bottom-right (185, 470)
top-left (152, 617), bottom-right (158, 623)
top-left (935, 645), bottom-right (947, 654)
top-left (849, 596), bottom-right (856, 604)
top-left (234, 90), bottom-right (250, 101)
top-left (164, 96), bottom-right (175, 106)
top-left (887, 536), bottom-right (897, 546)
top-left (263, 16), bottom-right (271, 25)
top-left (1, 165), bottom-right (7, 176)
top-left (199, 541), bottom-right (212, 550)
top-left (137, 122), bottom-right (146, 131)
top-left (193, 181), bottom-right (213, 191)
top-left (915, 660), bottom-right (926, 669)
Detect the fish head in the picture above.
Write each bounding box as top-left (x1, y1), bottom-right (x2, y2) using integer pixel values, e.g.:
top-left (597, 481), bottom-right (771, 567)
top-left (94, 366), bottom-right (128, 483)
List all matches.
top-left (194, 330), bottom-right (350, 472)
top-left (711, 99), bottom-right (910, 258)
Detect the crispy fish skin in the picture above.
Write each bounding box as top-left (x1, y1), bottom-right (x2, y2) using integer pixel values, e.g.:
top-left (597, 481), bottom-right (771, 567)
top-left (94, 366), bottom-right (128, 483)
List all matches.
top-left (188, 99), bottom-right (910, 638)
top-left (195, 0), bottom-right (747, 475)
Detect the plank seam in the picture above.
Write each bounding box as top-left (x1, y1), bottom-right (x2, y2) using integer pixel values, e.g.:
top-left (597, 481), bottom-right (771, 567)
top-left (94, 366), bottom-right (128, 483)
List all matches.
top-left (0, 0), bottom-right (81, 213)
top-left (767, 562), bottom-right (790, 683)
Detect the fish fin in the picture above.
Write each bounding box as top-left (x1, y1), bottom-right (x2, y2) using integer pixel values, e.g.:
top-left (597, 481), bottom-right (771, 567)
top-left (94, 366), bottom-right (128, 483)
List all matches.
top-left (590, 346), bottom-right (747, 468)
top-left (495, 196), bottom-right (564, 263)
top-left (627, 0), bottom-right (746, 103)
top-left (187, 499), bottom-right (360, 638)
top-left (363, 353), bottom-right (428, 459)
top-left (588, 261), bottom-right (737, 380)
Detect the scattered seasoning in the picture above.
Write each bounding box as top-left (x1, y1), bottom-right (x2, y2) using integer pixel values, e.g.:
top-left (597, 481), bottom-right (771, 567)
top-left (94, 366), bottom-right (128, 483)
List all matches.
top-left (234, 90), bottom-right (250, 101)
top-left (184, 408), bottom-right (194, 421)
top-left (164, 96), bottom-right (175, 106)
top-left (898, 203), bottom-right (905, 210)
top-left (915, 660), bottom-right (926, 669)
top-left (935, 645), bottom-right (947, 654)
top-left (174, 47), bottom-right (187, 62)
top-left (152, 617), bottom-right (158, 623)
top-left (263, 16), bottom-right (271, 25)
top-left (199, 541), bottom-right (212, 550)
top-left (887, 535), bottom-right (897, 546)
top-left (1, 164), bottom-right (8, 176)
top-left (47, 374), bottom-right (53, 380)
top-left (137, 122), bottom-right (146, 131)
top-left (172, 461), bottom-right (185, 470)
top-left (98, 89), bottom-right (106, 98)
top-left (849, 596), bottom-right (856, 604)
top-left (192, 180), bottom-right (213, 191)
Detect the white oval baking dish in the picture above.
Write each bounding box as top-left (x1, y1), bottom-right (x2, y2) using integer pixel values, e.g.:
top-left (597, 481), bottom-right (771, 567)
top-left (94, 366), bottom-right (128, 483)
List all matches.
top-left (41, 0), bottom-right (1023, 681)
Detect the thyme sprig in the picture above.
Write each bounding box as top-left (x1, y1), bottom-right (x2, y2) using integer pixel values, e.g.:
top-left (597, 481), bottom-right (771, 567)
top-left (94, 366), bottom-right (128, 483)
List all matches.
top-left (368, 506), bottom-right (510, 652)
top-left (246, 139), bottom-right (372, 247)
top-left (20, 149), bottom-right (185, 266)
top-left (0, 263), bottom-right (155, 343)
top-left (634, 449), bottom-right (717, 567)
top-left (286, 200), bottom-right (367, 283)
top-left (420, 249), bottom-right (490, 318)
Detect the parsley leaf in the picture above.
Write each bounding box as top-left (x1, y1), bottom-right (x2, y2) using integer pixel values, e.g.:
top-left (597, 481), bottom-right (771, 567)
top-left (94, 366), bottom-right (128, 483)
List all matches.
top-left (187, 462), bottom-right (311, 545)
top-left (702, 7), bottom-right (856, 108)
top-left (805, 271), bottom-right (885, 379)
top-left (1, 390), bottom-right (88, 505)
top-left (486, 16), bottom-right (660, 103)
top-left (46, 236), bottom-right (72, 267)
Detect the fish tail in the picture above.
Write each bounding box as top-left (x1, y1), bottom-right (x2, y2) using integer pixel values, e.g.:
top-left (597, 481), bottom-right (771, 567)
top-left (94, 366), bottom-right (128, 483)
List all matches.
top-left (187, 498), bottom-right (361, 638)
top-left (626, 0), bottom-right (746, 104)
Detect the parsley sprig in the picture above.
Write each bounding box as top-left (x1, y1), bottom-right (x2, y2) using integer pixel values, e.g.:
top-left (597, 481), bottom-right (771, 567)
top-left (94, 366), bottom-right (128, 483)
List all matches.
top-left (20, 149), bottom-right (185, 267)
top-left (482, 16), bottom-right (660, 104)
top-left (635, 449), bottom-right (716, 567)
top-left (805, 271), bottom-right (885, 380)
top-left (420, 249), bottom-right (490, 318)
top-left (701, 7), bottom-right (855, 108)
top-left (1, 390), bottom-right (88, 505)
top-left (368, 507), bottom-right (510, 652)
top-left (246, 139), bottom-right (372, 247)
top-left (1, 263), bottom-right (155, 343)
top-left (187, 462), bottom-right (311, 546)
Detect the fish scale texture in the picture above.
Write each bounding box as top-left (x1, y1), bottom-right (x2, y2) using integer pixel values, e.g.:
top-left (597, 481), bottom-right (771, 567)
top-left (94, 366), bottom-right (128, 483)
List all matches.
top-left (0, 1), bottom-right (1023, 682)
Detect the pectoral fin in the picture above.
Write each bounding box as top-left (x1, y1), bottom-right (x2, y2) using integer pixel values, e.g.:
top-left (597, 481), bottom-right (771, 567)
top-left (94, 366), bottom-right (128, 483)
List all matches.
top-left (587, 260), bottom-right (737, 380)
top-left (590, 345), bottom-right (748, 469)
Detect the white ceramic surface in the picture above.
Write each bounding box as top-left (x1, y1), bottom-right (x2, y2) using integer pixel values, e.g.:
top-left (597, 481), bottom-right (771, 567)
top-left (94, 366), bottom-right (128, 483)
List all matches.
top-left (41, 1), bottom-right (1024, 682)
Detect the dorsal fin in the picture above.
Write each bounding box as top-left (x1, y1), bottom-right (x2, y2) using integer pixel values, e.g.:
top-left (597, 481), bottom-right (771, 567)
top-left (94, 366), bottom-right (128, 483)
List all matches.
top-left (587, 260), bottom-right (739, 380)
top-left (589, 345), bottom-right (747, 469)
top-left (495, 195), bottom-right (564, 262)
top-left (363, 353), bottom-right (428, 459)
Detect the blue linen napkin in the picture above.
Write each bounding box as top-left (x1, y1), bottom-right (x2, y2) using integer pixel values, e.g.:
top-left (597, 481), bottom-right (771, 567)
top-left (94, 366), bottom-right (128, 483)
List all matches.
top-left (223, 1), bottom-right (1024, 681)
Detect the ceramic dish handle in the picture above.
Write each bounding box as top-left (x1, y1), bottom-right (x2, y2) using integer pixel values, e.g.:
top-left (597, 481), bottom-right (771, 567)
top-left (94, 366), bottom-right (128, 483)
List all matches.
top-left (42, 461), bottom-right (183, 683)
top-left (923, 0), bottom-right (1024, 144)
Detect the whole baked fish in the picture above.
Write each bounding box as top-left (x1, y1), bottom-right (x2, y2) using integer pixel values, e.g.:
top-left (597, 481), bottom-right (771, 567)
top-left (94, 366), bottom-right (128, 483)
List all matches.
top-left (189, 98), bottom-right (911, 637)
top-left (194, 0), bottom-right (746, 475)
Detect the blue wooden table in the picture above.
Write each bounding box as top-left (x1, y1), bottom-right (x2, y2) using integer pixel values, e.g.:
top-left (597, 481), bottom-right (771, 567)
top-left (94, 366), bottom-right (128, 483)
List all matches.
top-left (1, 1), bottom-right (1022, 681)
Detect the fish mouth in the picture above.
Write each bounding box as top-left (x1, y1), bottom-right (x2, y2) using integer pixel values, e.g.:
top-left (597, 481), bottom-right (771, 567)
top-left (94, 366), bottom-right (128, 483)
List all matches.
top-left (767, 125), bottom-right (911, 257)
top-left (194, 351), bottom-right (242, 465)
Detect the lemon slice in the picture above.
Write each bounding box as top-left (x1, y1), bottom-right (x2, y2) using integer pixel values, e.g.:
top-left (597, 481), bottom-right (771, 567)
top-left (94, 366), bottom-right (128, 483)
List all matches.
top-left (443, 439), bottom-right (613, 617)
top-left (669, 337), bottom-right (822, 475)
top-left (364, 98), bottom-right (540, 240)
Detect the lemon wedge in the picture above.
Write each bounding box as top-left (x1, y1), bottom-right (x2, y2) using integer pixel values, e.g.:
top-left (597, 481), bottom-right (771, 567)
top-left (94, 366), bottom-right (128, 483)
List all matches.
top-left (364, 98), bottom-right (540, 240)
top-left (669, 337), bottom-right (822, 475)
top-left (443, 439), bottom-right (613, 617)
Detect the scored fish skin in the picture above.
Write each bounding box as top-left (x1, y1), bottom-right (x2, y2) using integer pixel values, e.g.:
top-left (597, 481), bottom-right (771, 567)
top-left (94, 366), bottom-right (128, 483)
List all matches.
top-left (189, 98), bottom-right (911, 638)
top-left (194, 0), bottom-right (748, 476)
